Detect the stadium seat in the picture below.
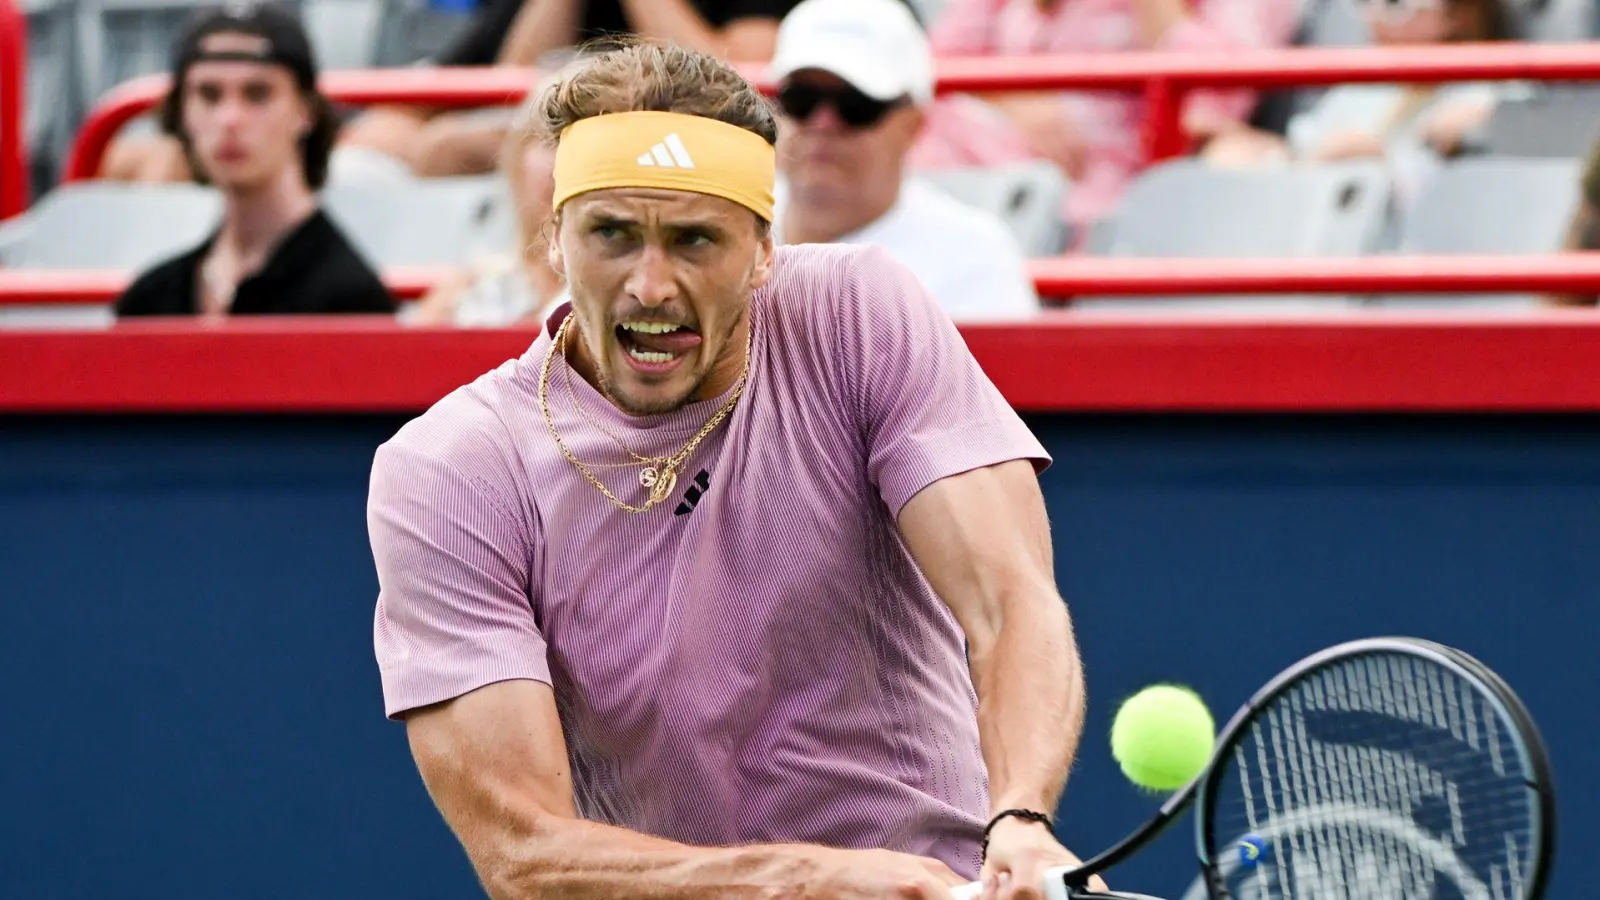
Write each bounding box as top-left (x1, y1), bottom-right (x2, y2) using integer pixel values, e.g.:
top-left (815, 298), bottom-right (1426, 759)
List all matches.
top-left (321, 175), bottom-right (505, 267)
top-left (1072, 160), bottom-right (1392, 309)
top-left (0, 181), bottom-right (220, 268)
top-left (1092, 160), bottom-right (1392, 258)
top-left (1480, 86), bottom-right (1600, 158)
top-left (919, 162), bottom-right (1069, 257)
top-left (1369, 156), bottom-right (1582, 307)
top-left (1399, 157), bottom-right (1580, 255)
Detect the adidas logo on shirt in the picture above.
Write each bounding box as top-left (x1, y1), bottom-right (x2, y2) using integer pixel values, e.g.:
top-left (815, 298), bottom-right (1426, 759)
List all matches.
top-left (637, 133), bottom-right (696, 168)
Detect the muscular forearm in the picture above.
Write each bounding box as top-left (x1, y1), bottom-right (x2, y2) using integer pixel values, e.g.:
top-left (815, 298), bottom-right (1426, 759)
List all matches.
top-left (480, 814), bottom-right (818, 900)
top-left (968, 592), bottom-right (1085, 814)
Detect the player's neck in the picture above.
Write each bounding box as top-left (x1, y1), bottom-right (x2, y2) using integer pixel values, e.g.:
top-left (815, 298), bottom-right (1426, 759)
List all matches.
top-left (216, 167), bottom-right (317, 259)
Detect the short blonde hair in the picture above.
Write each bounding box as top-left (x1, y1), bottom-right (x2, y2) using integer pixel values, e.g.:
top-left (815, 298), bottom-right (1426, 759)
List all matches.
top-left (529, 40), bottom-right (777, 151)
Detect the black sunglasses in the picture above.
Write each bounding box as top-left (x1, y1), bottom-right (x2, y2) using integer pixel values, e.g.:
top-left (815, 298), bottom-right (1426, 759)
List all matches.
top-left (776, 82), bottom-right (907, 129)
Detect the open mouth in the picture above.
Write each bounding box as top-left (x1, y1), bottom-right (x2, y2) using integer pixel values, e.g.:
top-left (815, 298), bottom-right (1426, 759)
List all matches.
top-left (615, 321), bottom-right (703, 369)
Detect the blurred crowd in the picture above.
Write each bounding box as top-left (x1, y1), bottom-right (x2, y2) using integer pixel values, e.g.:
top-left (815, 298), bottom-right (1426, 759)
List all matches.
top-left (8, 0), bottom-right (1600, 323)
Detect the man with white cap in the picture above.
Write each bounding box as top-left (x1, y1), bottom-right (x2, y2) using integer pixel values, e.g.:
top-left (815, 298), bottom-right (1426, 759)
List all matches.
top-left (770, 0), bottom-right (1041, 320)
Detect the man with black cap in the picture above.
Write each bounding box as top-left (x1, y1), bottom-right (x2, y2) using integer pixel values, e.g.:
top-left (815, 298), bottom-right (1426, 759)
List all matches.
top-left (116, 3), bottom-right (395, 318)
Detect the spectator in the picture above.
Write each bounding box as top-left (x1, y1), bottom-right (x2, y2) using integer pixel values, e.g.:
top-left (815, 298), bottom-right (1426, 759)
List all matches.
top-left (407, 81), bottom-right (567, 326)
top-left (331, 0), bottom-right (808, 183)
top-left (1207, 0), bottom-right (1518, 207)
top-left (909, 0), bottom-right (1300, 243)
top-left (770, 0), bottom-right (1039, 319)
top-left (1547, 135), bottom-right (1600, 307)
top-left (116, 4), bottom-right (394, 318)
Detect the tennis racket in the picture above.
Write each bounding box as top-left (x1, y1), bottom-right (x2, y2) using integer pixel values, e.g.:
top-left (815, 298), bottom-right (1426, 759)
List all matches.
top-left (951, 636), bottom-right (1555, 900)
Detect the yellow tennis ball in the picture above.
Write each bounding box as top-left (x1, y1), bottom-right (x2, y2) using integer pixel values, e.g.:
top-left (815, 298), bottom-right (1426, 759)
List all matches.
top-left (1110, 684), bottom-right (1216, 792)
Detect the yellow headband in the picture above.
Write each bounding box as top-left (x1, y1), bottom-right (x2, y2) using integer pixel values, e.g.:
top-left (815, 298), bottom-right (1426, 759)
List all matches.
top-left (551, 111), bottom-right (776, 222)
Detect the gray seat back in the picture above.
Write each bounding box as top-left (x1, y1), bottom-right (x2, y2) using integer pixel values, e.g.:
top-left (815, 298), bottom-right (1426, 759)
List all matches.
top-left (0, 181), bottom-right (220, 268)
top-left (919, 162), bottom-right (1069, 257)
top-left (1372, 156), bottom-right (1581, 308)
top-left (1075, 160), bottom-right (1392, 309)
top-left (321, 176), bottom-right (503, 267)
top-left (1096, 159), bottom-right (1392, 257)
top-left (1400, 157), bottom-right (1580, 255)
top-left (1482, 87), bottom-right (1600, 158)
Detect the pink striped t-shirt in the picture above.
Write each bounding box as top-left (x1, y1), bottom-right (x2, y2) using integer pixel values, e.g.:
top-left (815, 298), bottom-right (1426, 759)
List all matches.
top-left (369, 243), bottom-right (1050, 877)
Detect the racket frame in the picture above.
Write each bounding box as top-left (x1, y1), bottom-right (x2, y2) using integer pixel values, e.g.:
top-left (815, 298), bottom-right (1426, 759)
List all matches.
top-left (1020, 637), bottom-right (1555, 900)
top-left (1191, 637), bottom-right (1557, 900)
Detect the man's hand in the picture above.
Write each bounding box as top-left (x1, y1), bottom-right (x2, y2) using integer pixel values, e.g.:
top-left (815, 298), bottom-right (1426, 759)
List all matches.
top-left (978, 817), bottom-right (1107, 900)
top-left (802, 847), bottom-right (968, 899)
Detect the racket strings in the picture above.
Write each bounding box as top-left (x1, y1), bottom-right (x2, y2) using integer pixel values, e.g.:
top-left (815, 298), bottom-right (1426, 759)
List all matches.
top-left (1212, 652), bottom-right (1536, 899)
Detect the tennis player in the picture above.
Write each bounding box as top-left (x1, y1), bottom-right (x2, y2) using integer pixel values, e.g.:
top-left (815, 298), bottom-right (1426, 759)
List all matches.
top-left (369, 41), bottom-right (1090, 900)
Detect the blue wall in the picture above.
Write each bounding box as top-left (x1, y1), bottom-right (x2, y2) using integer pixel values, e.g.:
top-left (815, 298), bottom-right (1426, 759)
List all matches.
top-left (1, 414), bottom-right (1591, 898)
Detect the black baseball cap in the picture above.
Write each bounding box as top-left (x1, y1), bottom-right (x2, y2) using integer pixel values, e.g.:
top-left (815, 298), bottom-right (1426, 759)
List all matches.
top-left (170, 2), bottom-right (318, 90)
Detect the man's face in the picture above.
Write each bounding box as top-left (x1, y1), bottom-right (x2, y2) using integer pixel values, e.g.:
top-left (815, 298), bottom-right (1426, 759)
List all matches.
top-left (776, 70), bottom-right (922, 205)
top-left (181, 33), bottom-right (310, 190)
top-left (550, 188), bottom-right (774, 416)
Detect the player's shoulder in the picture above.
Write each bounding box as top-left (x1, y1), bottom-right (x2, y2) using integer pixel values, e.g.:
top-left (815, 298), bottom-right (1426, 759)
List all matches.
top-left (765, 242), bottom-right (923, 307)
top-left (373, 351), bottom-right (536, 496)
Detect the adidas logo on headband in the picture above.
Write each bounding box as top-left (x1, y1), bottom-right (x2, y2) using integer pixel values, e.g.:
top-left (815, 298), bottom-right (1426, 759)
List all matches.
top-left (636, 133), bottom-right (696, 169)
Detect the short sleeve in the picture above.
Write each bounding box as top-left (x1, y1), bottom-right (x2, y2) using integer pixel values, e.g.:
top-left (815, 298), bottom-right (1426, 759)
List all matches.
top-left (831, 245), bottom-right (1050, 518)
top-left (369, 440), bottom-right (550, 719)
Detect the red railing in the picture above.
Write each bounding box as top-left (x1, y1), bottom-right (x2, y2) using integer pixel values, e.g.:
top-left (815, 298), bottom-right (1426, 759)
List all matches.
top-left (61, 42), bottom-right (1600, 182)
top-left (0, 266), bottom-right (446, 303)
top-left (0, 0), bottom-right (29, 219)
top-left (4, 257), bottom-right (1600, 412)
top-left (5, 312), bottom-right (1600, 413)
top-left (4, 255), bottom-right (1600, 304)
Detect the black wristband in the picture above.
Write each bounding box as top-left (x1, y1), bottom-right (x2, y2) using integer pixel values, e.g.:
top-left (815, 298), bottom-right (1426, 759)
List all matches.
top-left (980, 809), bottom-right (1054, 862)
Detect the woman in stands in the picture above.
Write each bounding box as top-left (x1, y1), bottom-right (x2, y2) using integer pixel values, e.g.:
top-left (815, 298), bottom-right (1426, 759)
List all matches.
top-left (405, 79), bottom-right (567, 326)
top-left (1207, 0), bottom-right (1518, 205)
top-left (116, 4), bottom-right (394, 317)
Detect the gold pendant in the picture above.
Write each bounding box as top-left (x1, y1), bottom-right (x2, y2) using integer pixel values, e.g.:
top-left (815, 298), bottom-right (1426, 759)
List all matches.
top-left (649, 467), bottom-right (677, 504)
top-left (639, 467), bottom-right (659, 488)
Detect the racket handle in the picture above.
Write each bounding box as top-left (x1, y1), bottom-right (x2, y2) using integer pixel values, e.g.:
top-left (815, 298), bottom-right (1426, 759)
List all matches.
top-left (949, 865), bottom-right (1074, 900)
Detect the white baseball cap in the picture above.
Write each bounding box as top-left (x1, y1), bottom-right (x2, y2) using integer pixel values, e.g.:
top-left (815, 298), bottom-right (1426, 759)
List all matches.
top-left (769, 0), bottom-right (934, 105)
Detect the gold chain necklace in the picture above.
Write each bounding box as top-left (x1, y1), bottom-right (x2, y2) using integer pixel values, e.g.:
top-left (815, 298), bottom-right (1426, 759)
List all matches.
top-left (538, 313), bottom-right (752, 513)
top-left (559, 326), bottom-right (671, 471)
